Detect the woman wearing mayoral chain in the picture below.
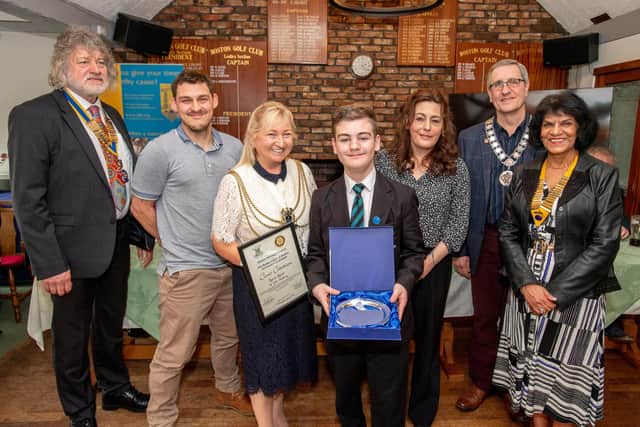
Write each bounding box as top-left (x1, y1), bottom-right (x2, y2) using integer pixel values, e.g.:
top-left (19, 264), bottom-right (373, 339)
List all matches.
top-left (212, 101), bottom-right (318, 426)
top-left (494, 91), bottom-right (623, 427)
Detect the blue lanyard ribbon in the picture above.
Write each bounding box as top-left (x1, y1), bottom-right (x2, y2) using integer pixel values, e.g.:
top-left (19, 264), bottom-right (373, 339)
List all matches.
top-left (62, 89), bottom-right (117, 152)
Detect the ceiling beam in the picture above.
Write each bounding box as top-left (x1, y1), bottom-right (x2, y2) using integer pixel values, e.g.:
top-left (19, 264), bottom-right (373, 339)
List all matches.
top-left (574, 7), bottom-right (640, 43)
top-left (0, 0), bottom-right (112, 35)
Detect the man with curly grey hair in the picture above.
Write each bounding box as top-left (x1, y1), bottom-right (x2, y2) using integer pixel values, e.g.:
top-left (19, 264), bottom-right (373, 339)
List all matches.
top-left (8, 26), bottom-right (151, 427)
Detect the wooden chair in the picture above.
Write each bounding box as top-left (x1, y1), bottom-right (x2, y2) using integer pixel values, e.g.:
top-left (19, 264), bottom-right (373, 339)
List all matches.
top-left (605, 315), bottom-right (640, 367)
top-left (0, 203), bottom-right (31, 322)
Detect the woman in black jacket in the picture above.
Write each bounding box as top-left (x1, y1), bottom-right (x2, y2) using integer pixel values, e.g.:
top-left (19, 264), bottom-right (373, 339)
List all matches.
top-left (493, 91), bottom-right (623, 427)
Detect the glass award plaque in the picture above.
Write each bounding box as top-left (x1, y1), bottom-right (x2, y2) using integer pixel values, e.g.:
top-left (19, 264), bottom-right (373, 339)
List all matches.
top-left (335, 297), bottom-right (391, 328)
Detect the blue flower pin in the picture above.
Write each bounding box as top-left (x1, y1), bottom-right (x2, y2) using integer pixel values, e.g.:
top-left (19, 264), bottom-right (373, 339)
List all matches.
top-left (372, 216), bottom-right (381, 225)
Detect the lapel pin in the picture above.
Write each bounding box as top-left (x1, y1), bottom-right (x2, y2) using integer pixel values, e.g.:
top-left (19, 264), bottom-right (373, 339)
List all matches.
top-left (372, 216), bottom-right (381, 225)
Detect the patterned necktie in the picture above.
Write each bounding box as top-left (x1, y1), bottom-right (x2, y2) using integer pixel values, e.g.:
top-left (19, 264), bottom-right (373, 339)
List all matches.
top-left (88, 105), bottom-right (128, 211)
top-left (350, 183), bottom-right (365, 228)
top-left (88, 105), bottom-right (106, 132)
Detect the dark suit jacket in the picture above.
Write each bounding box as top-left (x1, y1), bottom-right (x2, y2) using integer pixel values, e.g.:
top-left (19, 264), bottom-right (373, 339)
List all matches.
top-left (8, 89), bottom-right (136, 280)
top-left (306, 171), bottom-right (426, 341)
top-left (457, 120), bottom-right (538, 274)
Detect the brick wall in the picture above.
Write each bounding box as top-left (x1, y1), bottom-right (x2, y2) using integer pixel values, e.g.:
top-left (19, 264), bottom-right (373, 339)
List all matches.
top-left (119, 0), bottom-right (567, 184)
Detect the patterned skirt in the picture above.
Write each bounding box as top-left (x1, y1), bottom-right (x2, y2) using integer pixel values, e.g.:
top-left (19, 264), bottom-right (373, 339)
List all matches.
top-left (231, 267), bottom-right (318, 396)
top-left (492, 290), bottom-right (605, 426)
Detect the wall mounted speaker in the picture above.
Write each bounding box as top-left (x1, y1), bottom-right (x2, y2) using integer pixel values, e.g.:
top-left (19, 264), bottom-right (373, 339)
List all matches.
top-left (113, 13), bottom-right (173, 56)
top-left (543, 33), bottom-right (599, 68)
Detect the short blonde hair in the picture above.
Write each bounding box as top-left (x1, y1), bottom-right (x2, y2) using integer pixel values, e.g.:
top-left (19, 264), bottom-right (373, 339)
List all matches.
top-left (48, 25), bottom-right (117, 89)
top-left (237, 101), bottom-right (297, 167)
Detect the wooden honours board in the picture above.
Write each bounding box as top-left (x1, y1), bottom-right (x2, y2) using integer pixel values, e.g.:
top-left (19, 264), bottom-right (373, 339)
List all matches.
top-left (455, 42), bottom-right (514, 93)
top-left (454, 42), bottom-right (567, 93)
top-left (397, 0), bottom-right (457, 66)
top-left (268, 0), bottom-right (327, 64)
top-left (149, 39), bottom-right (267, 140)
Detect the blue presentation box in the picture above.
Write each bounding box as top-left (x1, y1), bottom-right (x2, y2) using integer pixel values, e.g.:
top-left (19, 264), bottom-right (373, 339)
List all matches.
top-left (327, 226), bottom-right (401, 341)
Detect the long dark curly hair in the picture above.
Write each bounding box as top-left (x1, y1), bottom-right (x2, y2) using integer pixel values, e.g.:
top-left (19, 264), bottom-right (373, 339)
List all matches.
top-left (387, 89), bottom-right (458, 176)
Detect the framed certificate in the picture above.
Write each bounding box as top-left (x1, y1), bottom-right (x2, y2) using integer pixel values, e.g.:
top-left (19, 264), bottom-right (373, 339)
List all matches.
top-left (238, 223), bottom-right (308, 323)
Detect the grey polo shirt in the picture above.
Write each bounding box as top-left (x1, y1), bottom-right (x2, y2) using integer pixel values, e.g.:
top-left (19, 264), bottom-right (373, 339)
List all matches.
top-left (132, 125), bottom-right (242, 275)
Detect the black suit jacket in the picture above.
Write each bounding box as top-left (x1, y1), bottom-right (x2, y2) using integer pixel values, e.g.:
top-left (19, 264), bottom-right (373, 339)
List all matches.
top-left (306, 171), bottom-right (426, 341)
top-left (8, 89), bottom-right (136, 280)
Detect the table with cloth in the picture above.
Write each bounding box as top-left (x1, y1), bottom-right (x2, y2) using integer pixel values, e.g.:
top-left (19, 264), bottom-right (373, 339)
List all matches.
top-left (28, 244), bottom-right (640, 365)
top-left (123, 241), bottom-right (640, 336)
top-left (123, 247), bottom-right (475, 341)
top-left (603, 241), bottom-right (640, 366)
top-left (606, 241), bottom-right (640, 324)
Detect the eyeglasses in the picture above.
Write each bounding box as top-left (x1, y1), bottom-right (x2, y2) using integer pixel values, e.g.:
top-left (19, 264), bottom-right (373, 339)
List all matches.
top-left (489, 78), bottom-right (525, 90)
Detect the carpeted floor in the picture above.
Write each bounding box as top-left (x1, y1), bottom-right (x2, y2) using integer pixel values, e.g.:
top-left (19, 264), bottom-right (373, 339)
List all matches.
top-left (0, 295), bottom-right (30, 358)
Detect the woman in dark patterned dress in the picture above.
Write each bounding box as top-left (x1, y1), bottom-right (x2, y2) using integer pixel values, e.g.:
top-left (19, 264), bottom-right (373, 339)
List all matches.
top-left (376, 89), bottom-right (470, 426)
top-left (494, 91), bottom-right (623, 427)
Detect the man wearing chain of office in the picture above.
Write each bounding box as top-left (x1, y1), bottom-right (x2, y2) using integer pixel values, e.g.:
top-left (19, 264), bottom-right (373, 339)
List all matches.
top-left (453, 59), bottom-right (539, 412)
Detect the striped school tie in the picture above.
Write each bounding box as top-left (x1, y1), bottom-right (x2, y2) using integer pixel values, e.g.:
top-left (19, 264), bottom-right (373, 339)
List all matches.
top-left (350, 183), bottom-right (365, 228)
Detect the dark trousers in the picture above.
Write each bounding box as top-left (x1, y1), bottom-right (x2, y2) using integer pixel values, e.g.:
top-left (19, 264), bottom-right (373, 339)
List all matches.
top-left (408, 254), bottom-right (452, 426)
top-left (51, 219), bottom-right (131, 421)
top-left (326, 340), bottom-right (410, 427)
top-left (469, 227), bottom-right (506, 392)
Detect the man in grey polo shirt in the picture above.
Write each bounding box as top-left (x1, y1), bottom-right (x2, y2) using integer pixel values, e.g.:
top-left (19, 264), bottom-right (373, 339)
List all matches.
top-left (131, 71), bottom-right (250, 426)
